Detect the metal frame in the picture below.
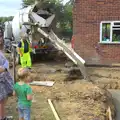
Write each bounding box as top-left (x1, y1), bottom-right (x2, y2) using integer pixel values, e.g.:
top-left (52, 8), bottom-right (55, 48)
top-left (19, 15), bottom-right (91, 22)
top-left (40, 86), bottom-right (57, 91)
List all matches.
top-left (100, 21), bottom-right (120, 44)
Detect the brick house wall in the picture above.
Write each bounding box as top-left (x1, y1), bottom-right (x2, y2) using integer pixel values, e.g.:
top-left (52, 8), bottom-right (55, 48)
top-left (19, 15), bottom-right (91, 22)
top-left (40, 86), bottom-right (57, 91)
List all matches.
top-left (73, 0), bottom-right (120, 65)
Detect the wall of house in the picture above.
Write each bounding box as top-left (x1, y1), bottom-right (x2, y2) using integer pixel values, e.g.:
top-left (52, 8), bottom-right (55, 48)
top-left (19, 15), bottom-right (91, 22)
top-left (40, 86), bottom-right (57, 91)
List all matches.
top-left (73, 0), bottom-right (120, 65)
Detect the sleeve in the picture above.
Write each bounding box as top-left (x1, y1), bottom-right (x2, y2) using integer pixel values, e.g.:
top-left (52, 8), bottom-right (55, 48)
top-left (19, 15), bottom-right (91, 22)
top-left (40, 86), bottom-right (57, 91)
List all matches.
top-left (0, 53), bottom-right (9, 70)
top-left (27, 86), bottom-right (32, 95)
top-left (18, 42), bottom-right (22, 48)
top-left (3, 59), bottom-right (9, 69)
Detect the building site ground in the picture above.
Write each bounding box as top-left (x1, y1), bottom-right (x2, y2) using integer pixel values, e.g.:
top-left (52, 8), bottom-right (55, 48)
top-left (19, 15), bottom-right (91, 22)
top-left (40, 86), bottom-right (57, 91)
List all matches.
top-left (4, 52), bottom-right (120, 120)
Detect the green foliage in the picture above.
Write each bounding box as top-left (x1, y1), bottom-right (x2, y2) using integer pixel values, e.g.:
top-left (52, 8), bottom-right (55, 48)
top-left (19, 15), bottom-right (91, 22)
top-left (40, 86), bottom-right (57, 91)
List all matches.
top-left (0, 16), bottom-right (13, 23)
top-left (112, 34), bottom-right (120, 42)
top-left (22, 0), bottom-right (73, 36)
top-left (22, 0), bottom-right (35, 7)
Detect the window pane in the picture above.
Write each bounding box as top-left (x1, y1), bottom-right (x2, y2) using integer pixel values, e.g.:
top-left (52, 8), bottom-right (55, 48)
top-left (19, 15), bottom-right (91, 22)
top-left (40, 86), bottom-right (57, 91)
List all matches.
top-left (114, 22), bottom-right (120, 25)
top-left (112, 30), bottom-right (120, 42)
top-left (113, 26), bottom-right (120, 28)
top-left (102, 23), bottom-right (111, 42)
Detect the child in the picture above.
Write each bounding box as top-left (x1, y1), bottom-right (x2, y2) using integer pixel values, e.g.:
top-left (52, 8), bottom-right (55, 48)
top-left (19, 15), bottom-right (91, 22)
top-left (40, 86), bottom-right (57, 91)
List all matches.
top-left (13, 68), bottom-right (33, 120)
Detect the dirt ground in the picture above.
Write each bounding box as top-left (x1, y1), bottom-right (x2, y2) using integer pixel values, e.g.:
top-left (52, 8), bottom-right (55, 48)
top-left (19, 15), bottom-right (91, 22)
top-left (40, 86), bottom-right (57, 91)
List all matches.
top-left (89, 67), bottom-right (120, 89)
top-left (5, 57), bottom-right (117, 120)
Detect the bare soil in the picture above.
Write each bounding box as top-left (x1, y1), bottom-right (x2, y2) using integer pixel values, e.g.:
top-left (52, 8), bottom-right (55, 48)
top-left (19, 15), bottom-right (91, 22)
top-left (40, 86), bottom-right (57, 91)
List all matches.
top-left (6, 59), bottom-right (116, 120)
top-left (89, 67), bottom-right (120, 89)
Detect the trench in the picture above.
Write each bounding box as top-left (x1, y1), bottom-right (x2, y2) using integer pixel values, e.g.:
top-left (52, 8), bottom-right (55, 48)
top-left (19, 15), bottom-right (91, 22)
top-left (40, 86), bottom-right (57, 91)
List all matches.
top-left (108, 90), bottom-right (120, 120)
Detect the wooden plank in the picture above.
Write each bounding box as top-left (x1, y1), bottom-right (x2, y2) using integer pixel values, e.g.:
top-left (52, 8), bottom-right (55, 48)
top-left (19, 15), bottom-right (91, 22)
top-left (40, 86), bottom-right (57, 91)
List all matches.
top-left (108, 89), bottom-right (120, 120)
top-left (106, 107), bottom-right (112, 120)
top-left (48, 99), bottom-right (60, 120)
top-left (112, 63), bottom-right (120, 67)
top-left (12, 46), bottom-right (16, 83)
top-left (30, 81), bottom-right (54, 86)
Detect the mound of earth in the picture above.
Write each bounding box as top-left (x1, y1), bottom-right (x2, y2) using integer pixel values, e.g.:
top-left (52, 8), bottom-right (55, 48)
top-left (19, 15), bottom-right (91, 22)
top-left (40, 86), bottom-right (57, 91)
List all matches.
top-left (43, 81), bottom-right (115, 120)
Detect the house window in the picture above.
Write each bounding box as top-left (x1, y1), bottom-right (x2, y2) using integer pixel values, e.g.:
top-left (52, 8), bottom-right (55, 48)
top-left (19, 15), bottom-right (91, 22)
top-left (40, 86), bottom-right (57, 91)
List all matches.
top-left (100, 21), bottom-right (120, 43)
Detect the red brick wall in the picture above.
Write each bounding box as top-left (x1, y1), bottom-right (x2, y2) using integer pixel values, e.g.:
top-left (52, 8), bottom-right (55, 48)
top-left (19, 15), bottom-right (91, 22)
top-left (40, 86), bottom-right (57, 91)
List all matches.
top-left (73, 0), bottom-right (120, 65)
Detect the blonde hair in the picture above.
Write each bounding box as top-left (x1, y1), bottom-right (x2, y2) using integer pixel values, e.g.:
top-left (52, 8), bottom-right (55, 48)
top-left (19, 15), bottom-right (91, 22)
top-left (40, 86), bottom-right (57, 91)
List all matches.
top-left (17, 68), bottom-right (30, 80)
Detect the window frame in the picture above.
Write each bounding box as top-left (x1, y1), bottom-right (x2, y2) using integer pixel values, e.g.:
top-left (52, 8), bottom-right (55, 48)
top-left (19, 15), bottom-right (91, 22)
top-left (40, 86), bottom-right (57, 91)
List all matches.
top-left (100, 21), bottom-right (120, 44)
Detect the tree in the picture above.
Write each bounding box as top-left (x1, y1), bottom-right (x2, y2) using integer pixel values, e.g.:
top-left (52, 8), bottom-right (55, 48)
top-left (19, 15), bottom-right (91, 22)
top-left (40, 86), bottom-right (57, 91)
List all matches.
top-left (22, 0), bottom-right (35, 7)
top-left (0, 16), bottom-right (14, 23)
top-left (8, 16), bottom-right (14, 21)
top-left (22, 0), bottom-right (72, 37)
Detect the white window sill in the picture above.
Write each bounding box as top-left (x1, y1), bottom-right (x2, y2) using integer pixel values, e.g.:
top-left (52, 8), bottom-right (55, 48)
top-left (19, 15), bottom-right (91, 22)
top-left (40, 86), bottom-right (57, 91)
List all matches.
top-left (99, 42), bottom-right (120, 44)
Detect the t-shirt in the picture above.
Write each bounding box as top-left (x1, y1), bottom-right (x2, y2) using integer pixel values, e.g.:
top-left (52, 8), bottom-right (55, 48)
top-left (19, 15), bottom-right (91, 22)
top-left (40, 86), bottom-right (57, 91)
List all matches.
top-left (18, 40), bottom-right (29, 53)
top-left (14, 82), bottom-right (32, 107)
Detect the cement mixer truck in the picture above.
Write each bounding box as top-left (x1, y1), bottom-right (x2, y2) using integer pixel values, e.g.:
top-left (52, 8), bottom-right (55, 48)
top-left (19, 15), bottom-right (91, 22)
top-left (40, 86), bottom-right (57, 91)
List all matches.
top-left (3, 1), bottom-right (88, 79)
top-left (4, 2), bottom-right (57, 62)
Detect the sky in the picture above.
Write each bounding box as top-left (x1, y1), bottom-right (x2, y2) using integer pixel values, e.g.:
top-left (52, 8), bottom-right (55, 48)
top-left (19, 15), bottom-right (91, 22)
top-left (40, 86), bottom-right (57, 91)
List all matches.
top-left (0, 0), bottom-right (70, 17)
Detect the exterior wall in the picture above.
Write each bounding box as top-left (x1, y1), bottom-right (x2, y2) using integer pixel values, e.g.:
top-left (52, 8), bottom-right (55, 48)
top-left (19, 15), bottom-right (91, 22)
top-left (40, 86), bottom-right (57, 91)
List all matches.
top-left (73, 0), bottom-right (120, 65)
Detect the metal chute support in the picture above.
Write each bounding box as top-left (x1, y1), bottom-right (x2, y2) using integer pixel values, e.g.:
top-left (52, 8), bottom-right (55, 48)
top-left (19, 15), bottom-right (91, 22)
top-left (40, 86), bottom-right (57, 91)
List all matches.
top-left (37, 27), bottom-right (88, 79)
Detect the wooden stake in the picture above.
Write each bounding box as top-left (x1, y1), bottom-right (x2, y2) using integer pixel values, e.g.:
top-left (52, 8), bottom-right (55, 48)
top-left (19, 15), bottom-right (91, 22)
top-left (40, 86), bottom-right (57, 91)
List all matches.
top-left (13, 46), bottom-right (16, 83)
top-left (48, 99), bottom-right (60, 120)
top-left (106, 107), bottom-right (112, 120)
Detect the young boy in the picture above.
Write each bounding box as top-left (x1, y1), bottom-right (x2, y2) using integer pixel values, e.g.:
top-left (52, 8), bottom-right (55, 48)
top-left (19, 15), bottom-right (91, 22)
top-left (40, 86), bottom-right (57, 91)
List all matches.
top-left (13, 68), bottom-right (33, 120)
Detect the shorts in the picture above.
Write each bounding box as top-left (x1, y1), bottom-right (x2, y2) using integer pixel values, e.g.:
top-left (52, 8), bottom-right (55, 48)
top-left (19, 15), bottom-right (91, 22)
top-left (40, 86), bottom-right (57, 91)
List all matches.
top-left (18, 104), bottom-right (31, 120)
